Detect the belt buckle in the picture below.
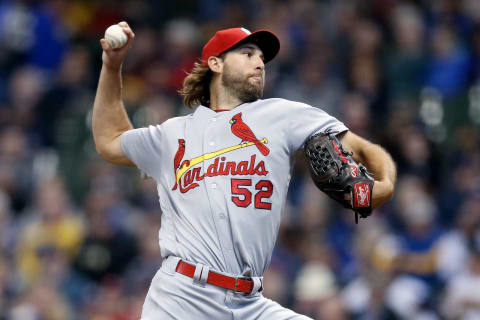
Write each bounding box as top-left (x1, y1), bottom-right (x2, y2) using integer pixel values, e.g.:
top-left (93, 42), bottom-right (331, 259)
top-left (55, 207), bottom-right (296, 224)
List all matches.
top-left (234, 276), bottom-right (251, 294)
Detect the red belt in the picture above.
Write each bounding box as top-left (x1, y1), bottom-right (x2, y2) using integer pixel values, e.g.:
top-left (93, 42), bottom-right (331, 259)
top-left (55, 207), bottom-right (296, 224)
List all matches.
top-left (175, 260), bottom-right (254, 294)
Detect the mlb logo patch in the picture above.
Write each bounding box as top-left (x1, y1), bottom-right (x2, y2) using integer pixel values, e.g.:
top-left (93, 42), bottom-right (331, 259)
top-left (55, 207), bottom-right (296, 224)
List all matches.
top-left (353, 183), bottom-right (370, 207)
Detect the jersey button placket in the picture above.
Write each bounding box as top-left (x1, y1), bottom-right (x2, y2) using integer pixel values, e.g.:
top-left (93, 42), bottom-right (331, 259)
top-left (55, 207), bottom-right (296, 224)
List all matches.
top-left (202, 117), bottom-right (235, 266)
top-left (218, 212), bottom-right (233, 250)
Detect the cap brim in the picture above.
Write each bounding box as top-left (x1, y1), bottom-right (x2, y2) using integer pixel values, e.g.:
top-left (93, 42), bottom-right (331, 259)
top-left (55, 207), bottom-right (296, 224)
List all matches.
top-left (235, 30), bottom-right (280, 64)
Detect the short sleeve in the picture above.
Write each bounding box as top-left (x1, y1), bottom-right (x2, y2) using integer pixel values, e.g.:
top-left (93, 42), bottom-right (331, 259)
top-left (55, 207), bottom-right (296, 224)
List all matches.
top-left (120, 125), bottom-right (163, 179)
top-left (287, 102), bottom-right (348, 152)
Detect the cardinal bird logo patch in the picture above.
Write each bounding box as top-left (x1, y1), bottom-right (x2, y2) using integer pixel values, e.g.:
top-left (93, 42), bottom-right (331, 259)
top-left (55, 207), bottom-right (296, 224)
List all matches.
top-left (172, 112), bottom-right (270, 193)
top-left (229, 113), bottom-right (270, 156)
top-left (172, 139), bottom-right (191, 190)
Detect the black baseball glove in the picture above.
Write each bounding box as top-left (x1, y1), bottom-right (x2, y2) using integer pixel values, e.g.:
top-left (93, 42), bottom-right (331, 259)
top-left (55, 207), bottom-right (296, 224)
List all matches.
top-left (304, 131), bottom-right (374, 223)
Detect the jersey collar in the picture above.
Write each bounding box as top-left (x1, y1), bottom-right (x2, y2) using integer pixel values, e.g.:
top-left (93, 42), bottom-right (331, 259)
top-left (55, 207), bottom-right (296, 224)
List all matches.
top-left (194, 101), bottom-right (259, 117)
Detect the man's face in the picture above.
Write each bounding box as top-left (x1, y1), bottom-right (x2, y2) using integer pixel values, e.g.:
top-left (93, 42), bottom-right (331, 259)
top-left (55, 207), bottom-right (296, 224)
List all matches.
top-left (221, 43), bottom-right (265, 102)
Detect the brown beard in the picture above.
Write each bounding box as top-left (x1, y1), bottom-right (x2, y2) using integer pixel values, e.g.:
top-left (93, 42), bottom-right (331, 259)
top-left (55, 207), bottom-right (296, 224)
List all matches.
top-left (221, 63), bottom-right (263, 103)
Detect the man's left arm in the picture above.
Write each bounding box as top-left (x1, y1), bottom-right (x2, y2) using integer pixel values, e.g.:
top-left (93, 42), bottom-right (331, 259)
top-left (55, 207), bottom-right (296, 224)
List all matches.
top-left (338, 131), bottom-right (397, 210)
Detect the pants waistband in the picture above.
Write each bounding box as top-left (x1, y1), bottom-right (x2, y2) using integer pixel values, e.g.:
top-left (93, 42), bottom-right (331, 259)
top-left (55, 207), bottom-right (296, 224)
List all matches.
top-left (161, 256), bottom-right (263, 295)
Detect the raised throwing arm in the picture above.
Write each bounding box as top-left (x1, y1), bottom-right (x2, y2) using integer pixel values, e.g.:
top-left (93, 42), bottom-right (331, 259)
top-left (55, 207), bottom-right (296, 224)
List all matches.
top-left (92, 21), bottom-right (135, 166)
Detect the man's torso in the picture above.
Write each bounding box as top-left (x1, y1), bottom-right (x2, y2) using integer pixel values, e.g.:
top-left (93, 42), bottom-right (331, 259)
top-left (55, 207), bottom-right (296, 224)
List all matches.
top-left (121, 98), bottom-right (348, 276)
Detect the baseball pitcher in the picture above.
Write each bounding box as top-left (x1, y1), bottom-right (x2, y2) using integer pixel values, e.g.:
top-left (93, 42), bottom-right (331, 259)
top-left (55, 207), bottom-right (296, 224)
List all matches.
top-left (92, 22), bottom-right (396, 319)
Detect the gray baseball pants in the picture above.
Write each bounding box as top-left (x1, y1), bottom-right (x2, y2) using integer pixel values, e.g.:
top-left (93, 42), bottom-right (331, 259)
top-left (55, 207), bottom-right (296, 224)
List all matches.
top-left (141, 256), bottom-right (312, 320)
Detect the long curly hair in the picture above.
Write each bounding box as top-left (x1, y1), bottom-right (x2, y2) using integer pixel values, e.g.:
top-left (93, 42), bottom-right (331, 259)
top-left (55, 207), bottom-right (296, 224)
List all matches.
top-left (179, 61), bottom-right (212, 108)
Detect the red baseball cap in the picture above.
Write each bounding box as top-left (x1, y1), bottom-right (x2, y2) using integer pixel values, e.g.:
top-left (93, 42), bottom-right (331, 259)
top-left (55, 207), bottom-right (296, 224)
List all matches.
top-left (201, 27), bottom-right (280, 65)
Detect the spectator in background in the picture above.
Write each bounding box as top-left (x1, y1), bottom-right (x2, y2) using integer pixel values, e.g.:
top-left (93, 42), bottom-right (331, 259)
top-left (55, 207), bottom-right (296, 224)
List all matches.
top-left (294, 261), bottom-right (347, 320)
top-left (82, 278), bottom-right (132, 320)
top-left (122, 25), bottom-right (159, 80)
top-left (348, 19), bottom-right (385, 117)
top-left (35, 45), bottom-right (93, 148)
top-left (124, 215), bottom-right (162, 293)
top-left (327, 207), bottom-right (375, 285)
top-left (16, 176), bottom-right (84, 286)
top-left (437, 198), bottom-right (480, 281)
top-left (442, 244), bottom-right (480, 319)
top-left (0, 1), bottom-right (65, 73)
top-left (163, 19), bottom-right (199, 94)
top-left (439, 154), bottom-right (480, 225)
top-left (386, 176), bottom-right (444, 318)
top-left (6, 66), bottom-right (45, 138)
top-left (427, 0), bottom-right (474, 41)
top-left (396, 126), bottom-right (436, 183)
top-left (40, 247), bottom-right (94, 315)
top-left (0, 252), bottom-right (16, 315)
top-left (34, 45), bottom-right (96, 201)
top-left (8, 279), bottom-right (72, 320)
top-left (470, 24), bottom-right (480, 82)
top-left (262, 265), bottom-right (290, 309)
top-left (0, 191), bottom-right (15, 254)
top-left (425, 24), bottom-right (471, 98)
top-left (73, 184), bottom-right (138, 283)
top-left (340, 92), bottom-right (374, 140)
top-left (384, 4), bottom-right (427, 103)
top-left (342, 219), bottom-right (397, 319)
top-left (274, 52), bottom-right (345, 117)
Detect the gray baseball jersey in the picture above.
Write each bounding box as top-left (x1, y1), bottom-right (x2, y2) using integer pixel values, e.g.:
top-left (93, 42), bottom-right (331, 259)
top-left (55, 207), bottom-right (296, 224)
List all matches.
top-left (121, 98), bottom-right (347, 278)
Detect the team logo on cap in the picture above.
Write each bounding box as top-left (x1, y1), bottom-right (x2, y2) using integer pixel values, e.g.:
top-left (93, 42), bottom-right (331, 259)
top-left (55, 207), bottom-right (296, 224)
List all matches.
top-left (241, 28), bottom-right (251, 35)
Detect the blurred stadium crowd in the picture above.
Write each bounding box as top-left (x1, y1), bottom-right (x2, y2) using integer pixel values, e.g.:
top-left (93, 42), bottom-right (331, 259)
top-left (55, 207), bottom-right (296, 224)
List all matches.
top-left (1, 0), bottom-right (480, 319)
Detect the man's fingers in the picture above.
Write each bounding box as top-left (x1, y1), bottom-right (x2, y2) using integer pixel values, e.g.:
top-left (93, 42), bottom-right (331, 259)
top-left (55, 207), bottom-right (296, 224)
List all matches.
top-left (122, 27), bottom-right (135, 39)
top-left (100, 39), bottom-right (111, 51)
top-left (116, 21), bottom-right (135, 47)
top-left (121, 29), bottom-right (135, 50)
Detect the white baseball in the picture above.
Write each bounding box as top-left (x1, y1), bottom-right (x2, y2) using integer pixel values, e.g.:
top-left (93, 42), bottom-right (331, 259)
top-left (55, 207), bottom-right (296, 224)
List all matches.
top-left (104, 24), bottom-right (128, 49)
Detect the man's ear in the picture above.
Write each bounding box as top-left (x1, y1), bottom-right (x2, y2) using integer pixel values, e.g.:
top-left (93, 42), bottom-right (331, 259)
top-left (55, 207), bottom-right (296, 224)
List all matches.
top-left (208, 56), bottom-right (223, 73)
